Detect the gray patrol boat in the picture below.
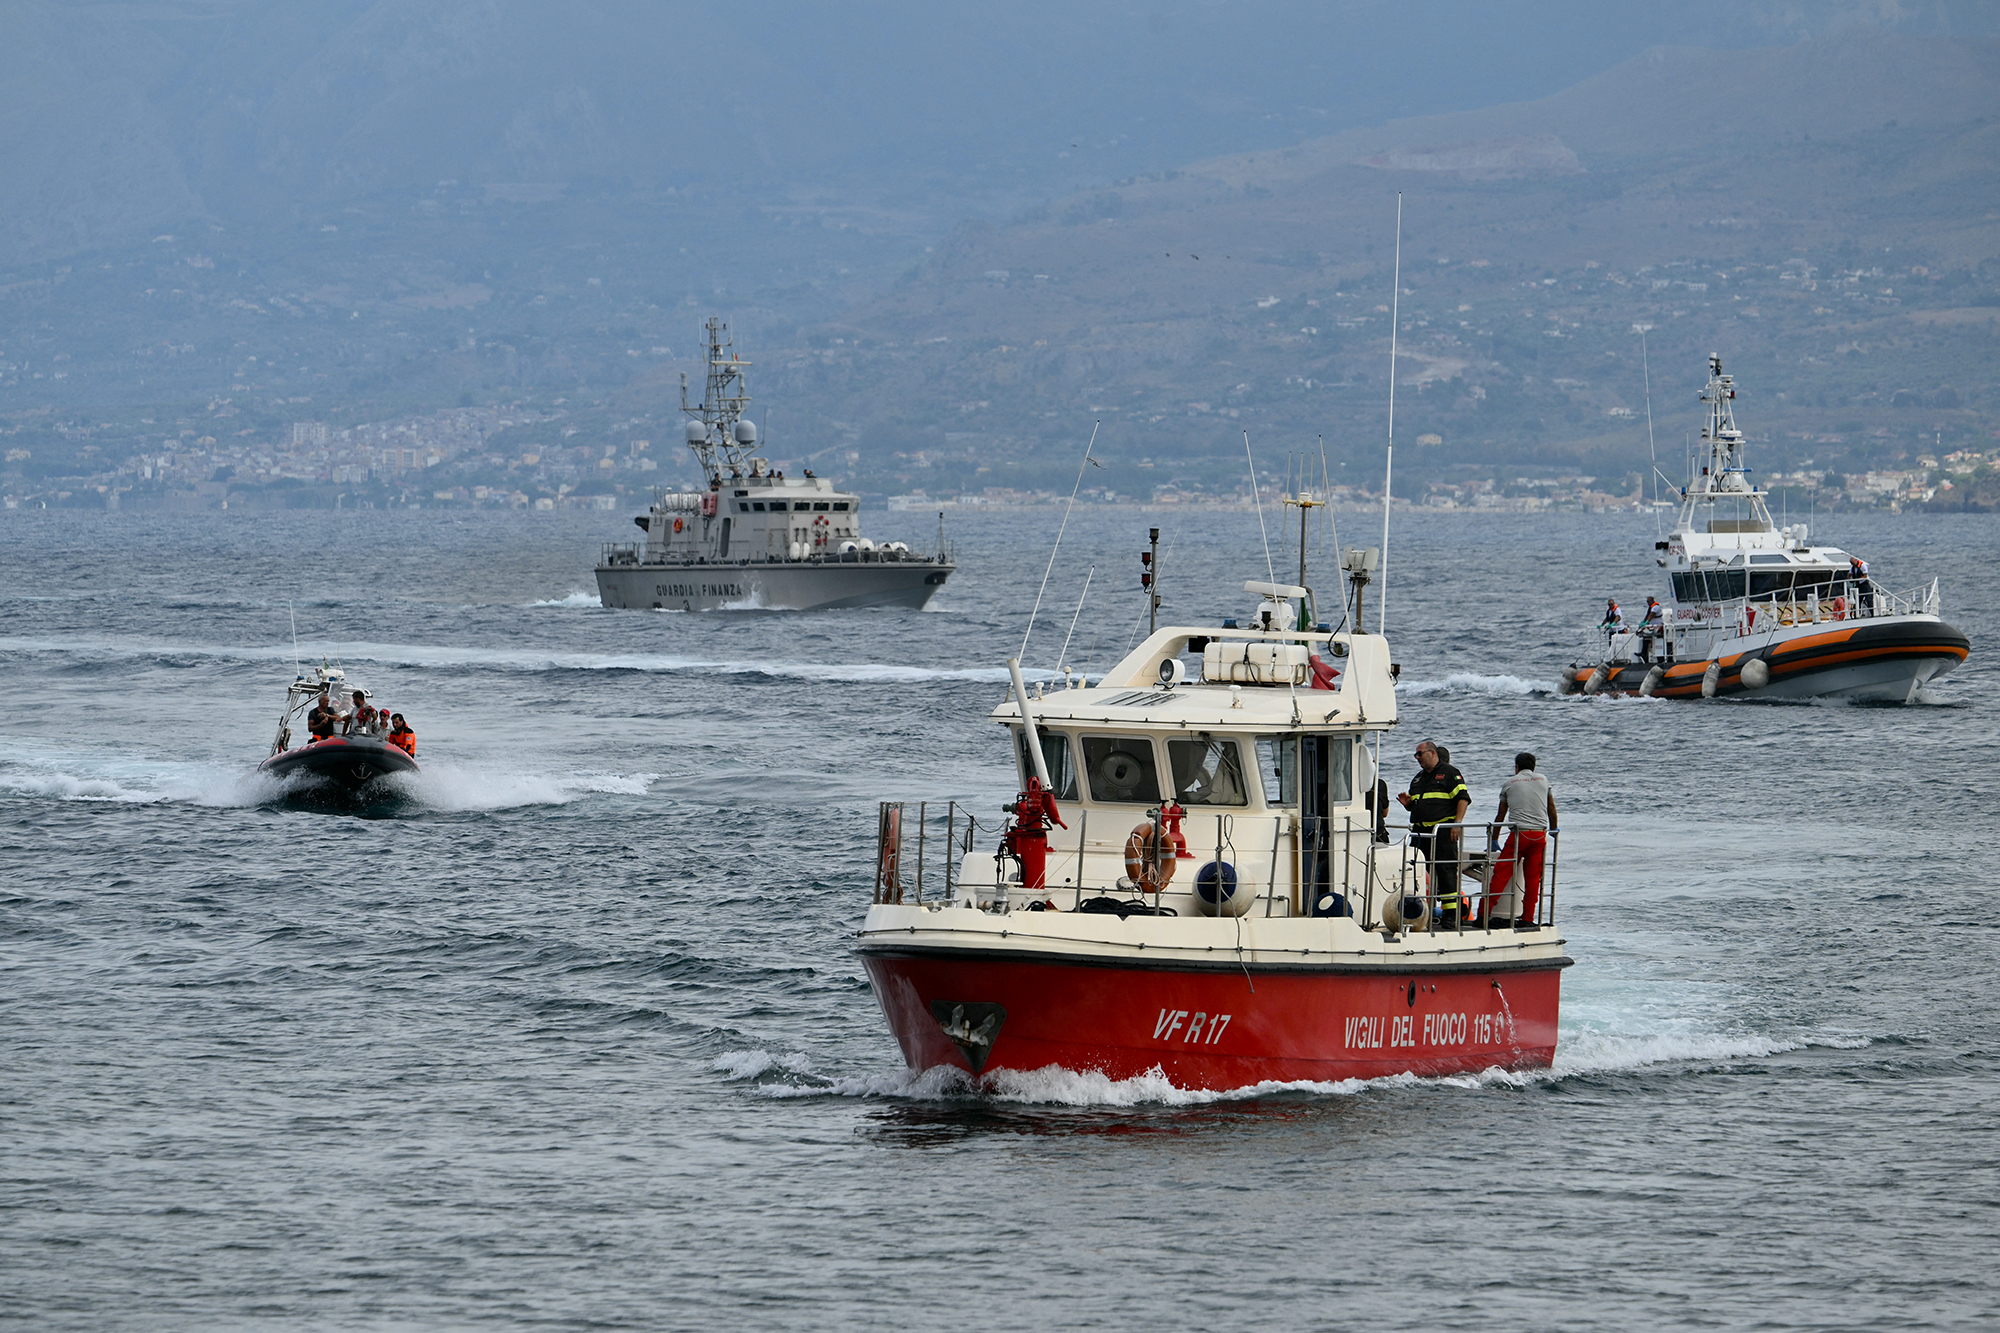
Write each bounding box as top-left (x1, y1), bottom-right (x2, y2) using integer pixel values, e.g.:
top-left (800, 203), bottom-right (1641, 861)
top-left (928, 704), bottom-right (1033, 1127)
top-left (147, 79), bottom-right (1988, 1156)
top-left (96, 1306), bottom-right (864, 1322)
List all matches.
top-left (595, 319), bottom-right (956, 611)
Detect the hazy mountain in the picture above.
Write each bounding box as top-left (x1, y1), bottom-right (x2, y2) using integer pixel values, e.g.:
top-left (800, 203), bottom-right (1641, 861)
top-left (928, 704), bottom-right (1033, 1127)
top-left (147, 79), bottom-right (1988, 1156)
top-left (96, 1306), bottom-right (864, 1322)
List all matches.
top-left (756, 28), bottom-right (2000, 495)
top-left (5, 0), bottom-right (1996, 264)
top-left (2, 4), bottom-right (1998, 505)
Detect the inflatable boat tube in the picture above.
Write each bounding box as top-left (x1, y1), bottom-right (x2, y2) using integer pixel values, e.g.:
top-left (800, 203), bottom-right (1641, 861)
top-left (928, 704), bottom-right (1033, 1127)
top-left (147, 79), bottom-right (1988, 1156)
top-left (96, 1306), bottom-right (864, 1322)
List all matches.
top-left (258, 736), bottom-right (419, 788)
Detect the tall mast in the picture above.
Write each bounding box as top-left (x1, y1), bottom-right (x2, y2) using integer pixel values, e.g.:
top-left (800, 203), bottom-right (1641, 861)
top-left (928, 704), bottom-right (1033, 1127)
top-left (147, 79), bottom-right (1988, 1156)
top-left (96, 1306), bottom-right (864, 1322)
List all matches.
top-left (1686, 353), bottom-right (1773, 534)
top-left (681, 317), bottom-right (755, 484)
top-left (1379, 193), bottom-right (1401, 636)
top-left (1283, 468), bottom-right (1324, 628)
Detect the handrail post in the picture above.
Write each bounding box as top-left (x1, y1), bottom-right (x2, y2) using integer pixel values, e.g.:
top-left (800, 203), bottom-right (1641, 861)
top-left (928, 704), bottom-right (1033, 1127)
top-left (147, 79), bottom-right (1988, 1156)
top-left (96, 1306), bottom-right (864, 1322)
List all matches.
top-left (943, 801), bottom-right (954, 905)
top-left (916, 800), bottom-right (926, 905)
top-left (1265, 813), bottom-right (1280, 916)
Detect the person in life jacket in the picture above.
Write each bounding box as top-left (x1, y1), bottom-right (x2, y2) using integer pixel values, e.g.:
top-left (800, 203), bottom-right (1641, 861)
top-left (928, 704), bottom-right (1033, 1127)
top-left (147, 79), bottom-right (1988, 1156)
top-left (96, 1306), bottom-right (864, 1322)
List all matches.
top-left (387, 713), bottom-right (416, 757)
top-left (1636, 596), bottom-right (1668, 664)
top-left (306, 689), bottom-right (337, 743)
top-left (1849, 556), bottom-right (1874, 615)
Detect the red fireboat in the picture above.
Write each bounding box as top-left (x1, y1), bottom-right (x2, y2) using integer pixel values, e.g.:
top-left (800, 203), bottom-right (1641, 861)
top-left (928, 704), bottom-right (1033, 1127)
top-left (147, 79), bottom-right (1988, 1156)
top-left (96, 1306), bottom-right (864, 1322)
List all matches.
top-left (856, 561), bottom-right (1570, 1091)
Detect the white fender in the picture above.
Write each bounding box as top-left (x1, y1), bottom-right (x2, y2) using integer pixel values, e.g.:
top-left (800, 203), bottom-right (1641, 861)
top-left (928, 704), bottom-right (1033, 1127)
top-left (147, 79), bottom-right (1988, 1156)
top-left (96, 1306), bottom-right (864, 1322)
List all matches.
top-left (1583, 663), bottom-right (1611, 695)
top-left (1740, 657), bottom-right (1770, 689)
top-left (1639, 665), bottom-right (1665, 697)
top-left (1701, 660), bottom-right (1723, 698)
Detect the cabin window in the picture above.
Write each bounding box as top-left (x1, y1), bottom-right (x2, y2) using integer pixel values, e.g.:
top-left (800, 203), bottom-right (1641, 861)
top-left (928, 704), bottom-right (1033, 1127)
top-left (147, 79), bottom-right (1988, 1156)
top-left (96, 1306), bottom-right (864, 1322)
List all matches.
top-left (813, 502), bottom-right (830, 511)
top-left (737, 503), bottom-right (750, 513)
top-left (1013, 727), bottom-right (1079, 800)
top-left (1257, 735), bottom-right (1352, 805)
top-left (752, 502), bottom-right (767, 511)
top-left (1677, 569), bottom-right (1747, 601)
top-left (794, 501), bottom-right (812, 511)
top-left (832, 502), bottom-right (851, 511)
top-left (1751, 568), bottom-right (1840, 597)
top-left (1325, 737), bottom-right (1354, 804)
top-left (1168, 737), bottom-right (1248, 806)
top-left (1081, 735), bottom-right (1161, 804)
top-left (1255, 737), bottom-right (1297, 806)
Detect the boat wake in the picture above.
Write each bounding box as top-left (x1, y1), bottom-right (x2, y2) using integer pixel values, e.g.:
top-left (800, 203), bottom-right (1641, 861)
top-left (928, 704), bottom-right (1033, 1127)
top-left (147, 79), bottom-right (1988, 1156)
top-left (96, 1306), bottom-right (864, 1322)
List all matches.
top-left (1397, 671), bottom-right (1549, 698)
top-left (716, 1026), bottom-right (1872, 1108)
top-left (0, 634), bottom-right (1046, 687)
top-left (528, 590), bottom-right (603, 609)
top-left (0, 751), bottom-right (654, 814)
top-left (381, 763), bottom-right (656, 812)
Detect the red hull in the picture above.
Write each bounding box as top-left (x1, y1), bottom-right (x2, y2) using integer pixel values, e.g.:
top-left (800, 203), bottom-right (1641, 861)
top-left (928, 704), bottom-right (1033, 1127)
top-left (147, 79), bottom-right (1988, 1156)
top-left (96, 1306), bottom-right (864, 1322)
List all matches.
top-left (861, 950), bottom-right (1564, 1090)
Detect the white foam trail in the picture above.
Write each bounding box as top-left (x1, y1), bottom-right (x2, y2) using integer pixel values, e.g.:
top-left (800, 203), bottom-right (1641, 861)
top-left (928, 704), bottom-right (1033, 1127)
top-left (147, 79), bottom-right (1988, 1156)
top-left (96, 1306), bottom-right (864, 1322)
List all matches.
top-left (0, 747), bottom-right (652, 814)
top-left (712, 1050), bottom-right (821, 1081)
top-left (0, 635), bottom-right (1045, 685)
top-left (731, 1022), bottom-right (1873, 1106)
top-left (383, 763), bottom-right (656, 812)
top-left (0, 770), bottom-right (162, 803)
top-left (528, 590), bottom-right (602, 608)
top-left (0, 760), bottom-right (292, 808)
top-left (1397, 671), bottom-right (1544, 697)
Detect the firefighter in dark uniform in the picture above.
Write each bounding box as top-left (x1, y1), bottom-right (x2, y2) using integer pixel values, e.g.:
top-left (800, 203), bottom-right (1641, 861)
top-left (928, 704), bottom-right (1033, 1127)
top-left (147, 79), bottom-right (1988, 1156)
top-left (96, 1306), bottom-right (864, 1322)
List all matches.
top-left (1397, 739), bottom-right (1470, 927)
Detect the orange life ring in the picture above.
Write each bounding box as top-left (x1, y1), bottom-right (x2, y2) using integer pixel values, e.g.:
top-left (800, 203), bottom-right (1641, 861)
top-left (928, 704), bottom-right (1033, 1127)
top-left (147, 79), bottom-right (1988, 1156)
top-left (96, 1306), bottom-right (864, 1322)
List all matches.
top-left (1828, 596), bottom-right (1845, 621)
top-left (1124, 822), bottom-right (1177, 893)
top-left (673, 517), bottom-right (684, 533)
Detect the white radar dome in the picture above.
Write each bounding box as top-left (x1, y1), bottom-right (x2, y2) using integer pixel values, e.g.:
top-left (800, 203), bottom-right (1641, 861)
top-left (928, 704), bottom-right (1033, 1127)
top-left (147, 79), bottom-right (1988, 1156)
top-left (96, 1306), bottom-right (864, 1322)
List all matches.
top-left (733, 420), bottom-right (757, 444)
top-left (684, 422), bottom-right (709, 444)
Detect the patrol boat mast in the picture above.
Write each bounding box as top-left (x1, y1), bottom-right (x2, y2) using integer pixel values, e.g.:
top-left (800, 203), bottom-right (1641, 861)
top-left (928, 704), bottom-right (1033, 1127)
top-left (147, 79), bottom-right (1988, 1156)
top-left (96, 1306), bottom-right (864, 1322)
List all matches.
top-left (1678, 352), bottom-right (1776, 536)
top-left (681, 317), bottom-right (758, 482)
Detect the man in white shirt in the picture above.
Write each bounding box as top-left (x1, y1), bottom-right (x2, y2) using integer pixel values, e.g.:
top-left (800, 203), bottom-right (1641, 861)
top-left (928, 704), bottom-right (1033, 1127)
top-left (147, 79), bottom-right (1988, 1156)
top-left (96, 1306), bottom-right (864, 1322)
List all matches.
top-left (1485, 753), bottom-right (1558, 929)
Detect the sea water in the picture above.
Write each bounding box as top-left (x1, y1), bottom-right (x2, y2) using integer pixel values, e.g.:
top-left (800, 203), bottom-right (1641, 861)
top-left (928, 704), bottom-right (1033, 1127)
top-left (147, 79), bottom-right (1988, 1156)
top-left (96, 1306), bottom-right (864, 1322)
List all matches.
top-left (2, 505), bottom-right (1995, 1329)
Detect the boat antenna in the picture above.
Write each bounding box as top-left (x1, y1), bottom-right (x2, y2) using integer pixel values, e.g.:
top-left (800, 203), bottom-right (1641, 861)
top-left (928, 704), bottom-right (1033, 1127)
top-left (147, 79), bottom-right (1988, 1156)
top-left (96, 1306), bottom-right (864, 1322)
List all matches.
top-left (1020, 420), bottom-right (1099, 662)
top-left (1321, 435), bottom-right (1345, 631)
top-left (1055, 565), bottom-right (1095, 680)
top-left (1639, 323), bottom-right (1660, 536)
top-left (1380, 192), bottom-right (1401, 635)
top-left (289, 599), bottom-right (301, 677)
top-left (1244, 430), bottom-right (1277, 590)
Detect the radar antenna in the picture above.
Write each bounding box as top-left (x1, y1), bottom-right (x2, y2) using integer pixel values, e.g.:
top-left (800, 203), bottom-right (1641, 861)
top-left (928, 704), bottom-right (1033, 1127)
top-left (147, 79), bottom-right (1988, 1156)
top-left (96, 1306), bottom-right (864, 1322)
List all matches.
top-left (1698, 352), bottom-right (1748, 489)
top-left (681, 318), bottom-right (757, 483)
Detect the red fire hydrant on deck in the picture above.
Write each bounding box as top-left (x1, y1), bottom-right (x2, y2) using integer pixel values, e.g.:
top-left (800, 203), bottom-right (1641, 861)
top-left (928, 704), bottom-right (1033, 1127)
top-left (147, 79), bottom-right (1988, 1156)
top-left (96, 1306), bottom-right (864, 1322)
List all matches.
top-left (999, 776), bottom-right (1068, 892)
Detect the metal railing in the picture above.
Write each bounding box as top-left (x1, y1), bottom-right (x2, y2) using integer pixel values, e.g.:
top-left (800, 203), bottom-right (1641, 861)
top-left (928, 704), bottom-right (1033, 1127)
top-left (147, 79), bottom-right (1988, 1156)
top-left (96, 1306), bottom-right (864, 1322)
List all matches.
top-left (601, 541), bottom-right (948, 569)
top-left (871, 801), bottom-right (1560, 932)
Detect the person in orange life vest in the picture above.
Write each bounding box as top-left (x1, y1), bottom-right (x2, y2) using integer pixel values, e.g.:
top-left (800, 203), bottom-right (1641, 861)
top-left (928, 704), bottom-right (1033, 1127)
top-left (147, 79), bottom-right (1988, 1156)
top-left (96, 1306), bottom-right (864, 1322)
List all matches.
top-left (1599, 598), bottom-right (1626, 652)
top-left (387, 713), bottom-right (416, 757)
top-left (1849, 555), bottom-right (1874, 615)
top-left (1486, 752), bottom-right (1558, 929)
top-left (344, 690), bottom-right (376, 736)
top-left (1636, 596), bottom-right (1667, 664)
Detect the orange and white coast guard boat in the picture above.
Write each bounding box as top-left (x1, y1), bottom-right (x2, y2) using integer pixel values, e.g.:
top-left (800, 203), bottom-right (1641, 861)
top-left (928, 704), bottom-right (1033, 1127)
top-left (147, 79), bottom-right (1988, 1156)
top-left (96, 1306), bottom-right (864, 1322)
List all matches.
top-left (1563, 355), bottom-right (1969, 702)
top-left (857, 559), bottom-right (1571, 1091)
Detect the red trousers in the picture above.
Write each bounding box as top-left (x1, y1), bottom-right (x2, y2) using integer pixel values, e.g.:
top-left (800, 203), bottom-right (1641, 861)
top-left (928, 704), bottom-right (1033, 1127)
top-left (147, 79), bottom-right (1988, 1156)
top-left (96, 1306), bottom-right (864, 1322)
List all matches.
top-left (1494, 829), bottom-right (1546, 923)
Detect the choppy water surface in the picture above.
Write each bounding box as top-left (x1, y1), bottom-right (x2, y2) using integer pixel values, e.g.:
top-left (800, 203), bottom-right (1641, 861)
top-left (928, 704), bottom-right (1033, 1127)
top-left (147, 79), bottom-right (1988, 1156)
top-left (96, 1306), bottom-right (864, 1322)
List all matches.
top-left (3, 505), bottom-right (1995, 1330)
